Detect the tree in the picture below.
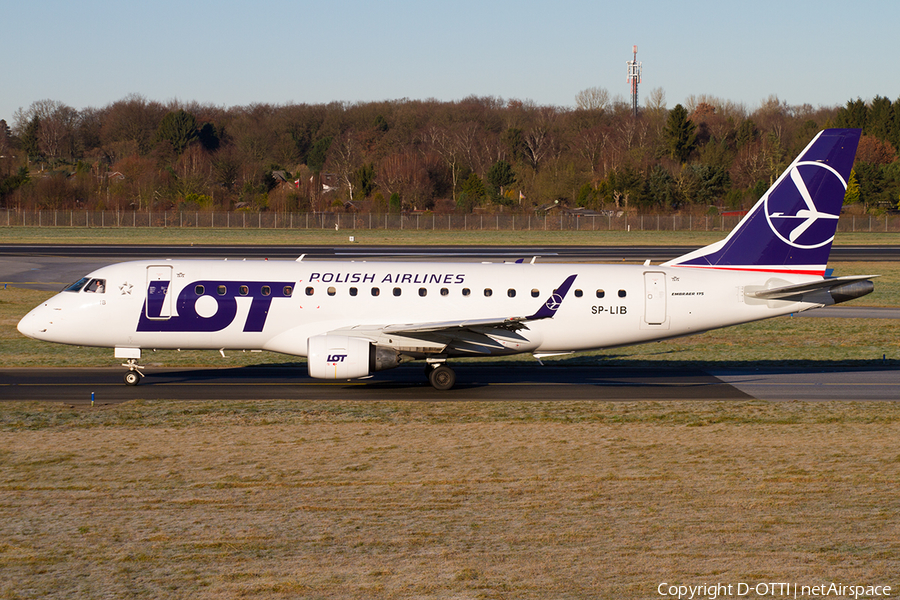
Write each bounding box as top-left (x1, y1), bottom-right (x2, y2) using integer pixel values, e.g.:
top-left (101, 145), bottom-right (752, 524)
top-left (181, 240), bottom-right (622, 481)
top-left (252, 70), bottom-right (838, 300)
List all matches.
top-left (353, 163), bottom-right (377, 199)
top-left (857, 135), bottom-right (897, 165)
top-left (844, 169), bottom-right (860, 205)
top-left (307, 137), bottom-right (332, 173)
top-left (486, 159), bottom-right (516, 198)
top-left (663, 104), bottom-right (696, 163)
top-left (647, 165), bottom-right (678, 209)
top-left (575, 87), bottom-right (610, 111)
top-left (0, 166), bottom-right (30, 204)
top-left (154, 109), bottom-right (198, 155)
top-left (198, 122), bottom-right (220, 151)
top-left (101, 94), bottom-right (166, 156)
top-left (834, 98), bottom-right (868, 130)
top-left (458, 173), bottom-right (486, 212)
top-left (20, 116), bottom-right (41, 161)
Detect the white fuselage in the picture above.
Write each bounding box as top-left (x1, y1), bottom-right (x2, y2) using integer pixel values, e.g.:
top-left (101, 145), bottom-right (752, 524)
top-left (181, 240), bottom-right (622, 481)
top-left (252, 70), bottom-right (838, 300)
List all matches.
top-left (17, 258), bottom-right (818, 358)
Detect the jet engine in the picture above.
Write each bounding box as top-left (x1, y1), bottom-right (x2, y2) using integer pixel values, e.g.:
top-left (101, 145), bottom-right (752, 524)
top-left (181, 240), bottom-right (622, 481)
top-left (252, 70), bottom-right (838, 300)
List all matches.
top-left (307, 334), bottom-right (401, 380)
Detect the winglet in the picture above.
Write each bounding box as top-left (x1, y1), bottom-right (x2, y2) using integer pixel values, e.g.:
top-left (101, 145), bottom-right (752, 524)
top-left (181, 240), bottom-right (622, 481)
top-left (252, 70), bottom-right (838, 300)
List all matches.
top-left (527, 274), bottom-right (577, 320)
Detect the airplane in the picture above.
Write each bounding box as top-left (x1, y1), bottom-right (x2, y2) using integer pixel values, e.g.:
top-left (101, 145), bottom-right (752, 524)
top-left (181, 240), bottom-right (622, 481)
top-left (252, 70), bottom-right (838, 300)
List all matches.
top-left (17, 128), bottom-right (876, 390)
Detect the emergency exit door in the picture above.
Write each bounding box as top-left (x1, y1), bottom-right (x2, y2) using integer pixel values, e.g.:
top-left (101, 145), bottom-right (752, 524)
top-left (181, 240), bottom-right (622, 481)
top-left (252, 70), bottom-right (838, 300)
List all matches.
top-left (643, 271), bottom-right (667, 325)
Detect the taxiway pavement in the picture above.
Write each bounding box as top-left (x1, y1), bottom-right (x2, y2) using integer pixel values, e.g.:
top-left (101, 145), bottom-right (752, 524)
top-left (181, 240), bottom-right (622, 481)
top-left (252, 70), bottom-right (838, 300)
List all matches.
top-left (2, 364), bottom-right (898, 404)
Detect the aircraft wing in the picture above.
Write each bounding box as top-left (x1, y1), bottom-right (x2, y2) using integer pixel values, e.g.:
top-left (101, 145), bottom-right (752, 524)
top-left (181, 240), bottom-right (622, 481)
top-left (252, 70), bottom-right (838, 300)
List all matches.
top-left (331, 274), bottom-right (577, 338)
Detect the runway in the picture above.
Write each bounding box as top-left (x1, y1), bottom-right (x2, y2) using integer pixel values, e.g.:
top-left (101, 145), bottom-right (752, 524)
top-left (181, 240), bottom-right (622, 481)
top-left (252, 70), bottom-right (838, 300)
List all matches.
top-left (2, 364), bottom-right (898, 404)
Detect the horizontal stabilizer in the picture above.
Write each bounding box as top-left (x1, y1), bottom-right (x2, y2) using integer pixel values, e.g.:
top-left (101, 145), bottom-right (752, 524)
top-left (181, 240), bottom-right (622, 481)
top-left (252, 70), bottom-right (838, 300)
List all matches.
top-left (745, 275), bottom-right (878, 304)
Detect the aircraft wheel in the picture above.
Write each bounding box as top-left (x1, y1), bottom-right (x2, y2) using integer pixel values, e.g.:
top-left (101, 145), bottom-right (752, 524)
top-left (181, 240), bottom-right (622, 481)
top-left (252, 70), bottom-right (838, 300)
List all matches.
top-left (428, 365), bottom-right (456, 391)
top-left (124, 371), bottom-right (141, 386)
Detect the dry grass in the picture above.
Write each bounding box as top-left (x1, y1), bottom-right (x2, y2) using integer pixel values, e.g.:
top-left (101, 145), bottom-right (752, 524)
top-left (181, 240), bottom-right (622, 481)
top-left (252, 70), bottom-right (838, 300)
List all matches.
top-left (1, 400), bottom-right (898, 599)
top-left (3, 225), bottom-right (900, 247)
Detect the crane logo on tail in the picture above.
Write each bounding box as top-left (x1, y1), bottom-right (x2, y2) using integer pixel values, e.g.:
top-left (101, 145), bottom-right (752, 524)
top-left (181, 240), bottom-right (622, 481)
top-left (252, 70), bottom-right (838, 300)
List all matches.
top-left (765, 161), bottom-right (846, 249)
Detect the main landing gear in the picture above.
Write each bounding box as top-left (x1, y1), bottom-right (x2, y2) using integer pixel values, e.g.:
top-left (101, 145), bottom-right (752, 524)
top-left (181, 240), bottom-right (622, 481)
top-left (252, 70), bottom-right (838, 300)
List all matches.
top-left (425, 361), bottom-right (456, 391)
top-left (122, 359), bottom-right (145, 386)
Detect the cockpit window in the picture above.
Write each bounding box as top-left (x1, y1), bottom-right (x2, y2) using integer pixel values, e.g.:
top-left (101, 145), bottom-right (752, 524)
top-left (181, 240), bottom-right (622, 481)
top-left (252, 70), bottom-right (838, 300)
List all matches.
top-left (85, 279), bottom-right (106, 293)
top-left (63, 277), bottom-right (91, 292)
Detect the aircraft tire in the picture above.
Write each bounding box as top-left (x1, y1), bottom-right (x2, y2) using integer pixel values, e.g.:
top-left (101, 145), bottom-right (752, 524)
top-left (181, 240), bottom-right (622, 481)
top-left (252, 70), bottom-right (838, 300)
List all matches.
top-left (124, 371), bottom-right (141, 386)
top-left (428, 365), bottom-right (455, 391)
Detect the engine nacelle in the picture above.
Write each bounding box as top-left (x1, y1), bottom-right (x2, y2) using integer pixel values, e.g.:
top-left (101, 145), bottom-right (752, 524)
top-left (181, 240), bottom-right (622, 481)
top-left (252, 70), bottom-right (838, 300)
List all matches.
top-left (307, 334), bottom-right (400, 380)
top-left (829, 280), bottom-right (875, 304)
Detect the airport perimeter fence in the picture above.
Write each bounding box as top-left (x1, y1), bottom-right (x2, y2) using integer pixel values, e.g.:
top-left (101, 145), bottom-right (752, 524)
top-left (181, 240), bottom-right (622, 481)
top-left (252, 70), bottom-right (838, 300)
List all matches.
top-left (4, 209), bottom-right (900, 233)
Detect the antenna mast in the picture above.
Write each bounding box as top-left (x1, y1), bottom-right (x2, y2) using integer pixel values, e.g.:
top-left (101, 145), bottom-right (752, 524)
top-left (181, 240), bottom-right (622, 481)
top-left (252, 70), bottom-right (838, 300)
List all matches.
top-left (626, 45), bottom-right (642, 117)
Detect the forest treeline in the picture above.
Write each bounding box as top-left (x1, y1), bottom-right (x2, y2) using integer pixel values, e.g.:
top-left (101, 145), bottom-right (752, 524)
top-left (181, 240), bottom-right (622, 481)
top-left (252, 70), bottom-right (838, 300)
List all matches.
top-left (0, 91), bottom-right (899, 215)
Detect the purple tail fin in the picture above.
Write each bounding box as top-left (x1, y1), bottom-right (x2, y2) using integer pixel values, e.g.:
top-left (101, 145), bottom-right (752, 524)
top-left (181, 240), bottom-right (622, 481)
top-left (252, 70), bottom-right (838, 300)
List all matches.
top-left (664, 129), bottom-right (861, 275)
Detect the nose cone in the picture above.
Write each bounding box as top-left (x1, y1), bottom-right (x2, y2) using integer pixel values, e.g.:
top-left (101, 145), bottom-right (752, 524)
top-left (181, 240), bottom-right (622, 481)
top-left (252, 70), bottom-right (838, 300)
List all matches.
top-left (17, 305), bottom-right (50, 340)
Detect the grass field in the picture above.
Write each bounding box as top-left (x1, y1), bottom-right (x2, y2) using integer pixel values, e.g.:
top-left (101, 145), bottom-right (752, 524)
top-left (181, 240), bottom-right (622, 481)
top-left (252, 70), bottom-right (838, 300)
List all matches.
top-left (3, 226), bottom-right (900, 246)
top-left (1, 400), bottom-right (898, 599)
top-left (2, 230), bottom-right (899, 599)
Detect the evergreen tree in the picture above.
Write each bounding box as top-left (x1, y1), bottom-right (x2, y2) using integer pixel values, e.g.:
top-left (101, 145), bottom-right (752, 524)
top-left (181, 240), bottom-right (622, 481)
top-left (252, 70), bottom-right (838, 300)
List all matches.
top-left (457, 173), bottom-right (486, 213)
top-left (664, 104), bottom-right (697, 163)
top-left (486, 159), bottom-right (516, 204)
top-left (307, 137), bottom-right (332, 174)
top-left (154, 109), bottom-right (198, 154)
top-left (844, 169), bottom-right (860, 205)
top-left (353, 163), bottom-right (377, 198)
top-left (834, 98), bottom-right (868, 129)
top-left (198, 122), bottom-right (220, 152)
top-left (389, 192), bottom-right (401, 213)
top-left (20, 115), bottom-right (41, 160)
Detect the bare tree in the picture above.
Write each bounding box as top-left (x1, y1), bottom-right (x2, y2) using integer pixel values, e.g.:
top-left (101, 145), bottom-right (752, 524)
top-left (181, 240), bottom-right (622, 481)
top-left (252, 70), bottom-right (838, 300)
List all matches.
top-left (575, 86), bottom-right (611, 111)
top-left (328, 130), bottom-right (361, 200)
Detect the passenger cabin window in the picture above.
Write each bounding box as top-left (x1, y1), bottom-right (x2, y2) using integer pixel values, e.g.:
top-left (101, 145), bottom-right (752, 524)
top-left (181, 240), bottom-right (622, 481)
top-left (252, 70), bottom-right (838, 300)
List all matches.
top-left (596, 289), bottom-right (605, 298)
top-left (349, 287), bottom-right (358, 297)
top-left (531, 289), bottom-right (540, 298)
top-left (305, 287), bottom-right (315, 296)
top-left (393, 287), bottom-right (402, 297)
top-left (283, 286), bottom-right (293, 297)
top-left (440, 288), bottom-right (449, 296)
top-left (462, 288), bottom-right (471, 297)
top-left (239, 285), bottom-right (249, 296)
top-left (419, 288), bottom-right (427, 297)
top-left (262, 286), bottom-right (271, 296)
top-left (371, 287), bottom-right (380, 296)
top-left (484, 288), bottom-right (493, 297)
top-left (507, 289), bottom-right (516, 298)
top-left (85, 279), bottom-right (106, 293)
top-left (574, 289), bottom-right (583, 298)
top-left (63, 277), bottom-right (91, 292)
top-left (618, 289), bottom-right (627, 298)
top-left (327, 287), bottom-right (336, 296)
top-left (195, 285), bottom-right (204, 295)
top-left (218, 285), bottom-right (227, 295)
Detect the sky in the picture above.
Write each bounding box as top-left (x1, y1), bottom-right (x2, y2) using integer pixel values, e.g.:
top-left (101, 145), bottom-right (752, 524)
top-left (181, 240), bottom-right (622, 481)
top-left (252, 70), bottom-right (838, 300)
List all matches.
top-left (3, 0), bottom-right (899, 126)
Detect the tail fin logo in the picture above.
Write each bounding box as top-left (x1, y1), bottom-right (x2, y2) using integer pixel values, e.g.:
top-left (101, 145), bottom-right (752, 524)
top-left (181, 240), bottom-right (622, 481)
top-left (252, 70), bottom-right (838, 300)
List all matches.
top-left (764, 161), bottom-right (846, 249)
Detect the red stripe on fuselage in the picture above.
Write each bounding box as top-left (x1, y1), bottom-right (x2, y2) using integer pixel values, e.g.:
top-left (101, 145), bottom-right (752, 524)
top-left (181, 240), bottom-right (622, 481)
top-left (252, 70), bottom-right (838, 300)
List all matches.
top-left (671, 265), bottom-right (825, 276)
